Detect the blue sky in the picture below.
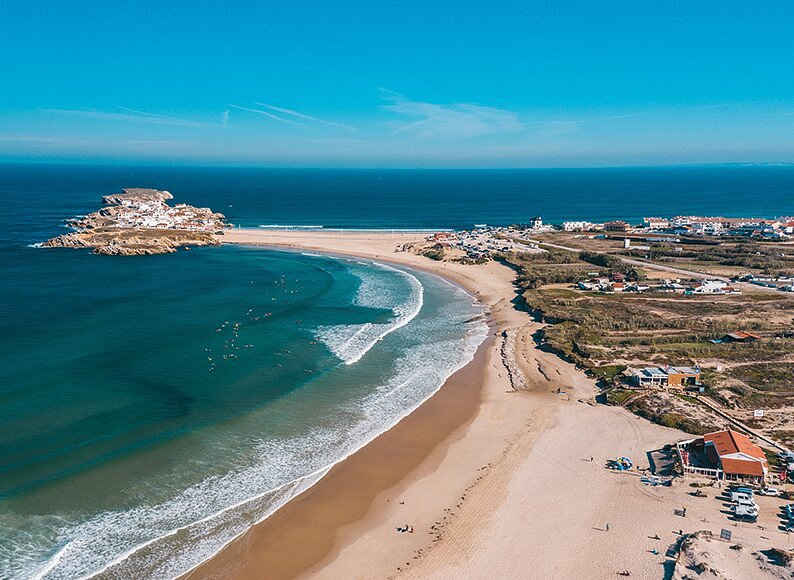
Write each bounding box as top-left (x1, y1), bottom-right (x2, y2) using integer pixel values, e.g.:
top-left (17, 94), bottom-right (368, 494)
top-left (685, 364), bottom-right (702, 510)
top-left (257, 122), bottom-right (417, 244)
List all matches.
top-left (1, 1), bottom-right (793, 167)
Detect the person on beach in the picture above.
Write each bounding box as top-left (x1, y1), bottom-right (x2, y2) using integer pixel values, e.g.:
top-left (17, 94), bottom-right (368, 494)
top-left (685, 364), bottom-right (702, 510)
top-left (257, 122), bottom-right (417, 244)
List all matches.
top-left (605, 523), bottom-right (610, 531)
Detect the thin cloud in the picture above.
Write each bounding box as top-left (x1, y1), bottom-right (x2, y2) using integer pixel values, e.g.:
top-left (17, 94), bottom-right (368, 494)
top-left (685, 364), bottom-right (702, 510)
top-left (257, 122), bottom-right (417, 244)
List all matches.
top-left (42, 107), bottom-right (213, 127)
top-left (228, 104), bottom-right (310, 128)
top-left (255, 103), bottom-right (355, 130)
top-left (381, 90), bottom-right (523, 139)
top-left (535, 102), bottom-right (750, 130)
top-left (0, 134), bottom-right (87, 144)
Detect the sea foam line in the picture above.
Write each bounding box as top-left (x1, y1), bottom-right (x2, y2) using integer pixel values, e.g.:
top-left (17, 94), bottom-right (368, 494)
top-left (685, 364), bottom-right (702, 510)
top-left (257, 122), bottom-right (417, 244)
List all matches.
top-left (316, 262), bottom-right (424, 365)
top-left (28, 260), bottom-right (485, 580)
top-left (170, 297), bottom-right (487, 580)
top-left (64, 316), bottom-right (485, 580)
top-left (258, 224), bottom-right (324, 229)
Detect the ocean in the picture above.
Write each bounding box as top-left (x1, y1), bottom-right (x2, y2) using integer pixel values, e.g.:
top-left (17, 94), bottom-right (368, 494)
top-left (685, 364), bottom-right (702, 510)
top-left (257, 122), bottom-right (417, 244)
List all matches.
top-left (1, 163), bottom-right (793, 578)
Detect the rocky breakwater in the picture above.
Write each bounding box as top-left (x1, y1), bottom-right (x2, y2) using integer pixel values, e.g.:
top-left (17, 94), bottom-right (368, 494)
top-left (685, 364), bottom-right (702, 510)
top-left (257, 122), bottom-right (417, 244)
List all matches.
top-left (42, 188), bottom-right (229, 256)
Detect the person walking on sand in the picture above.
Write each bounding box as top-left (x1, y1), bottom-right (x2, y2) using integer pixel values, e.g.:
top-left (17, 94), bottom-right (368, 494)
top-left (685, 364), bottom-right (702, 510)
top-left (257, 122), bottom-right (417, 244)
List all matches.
top-left (606, 523), bottom-right (610, 531)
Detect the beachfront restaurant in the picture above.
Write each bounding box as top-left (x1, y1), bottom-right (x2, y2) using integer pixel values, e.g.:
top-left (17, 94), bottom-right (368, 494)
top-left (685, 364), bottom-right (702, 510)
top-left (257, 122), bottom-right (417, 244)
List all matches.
top-left (633, 366), bottom-right (701, 388)
top-left (677, 429), bottom-right (768, 485)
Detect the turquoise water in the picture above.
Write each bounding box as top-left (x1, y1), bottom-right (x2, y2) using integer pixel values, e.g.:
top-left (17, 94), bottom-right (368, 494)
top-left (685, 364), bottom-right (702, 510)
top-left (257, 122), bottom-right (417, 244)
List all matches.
top-left (0, 241), bottom-right (486, 577)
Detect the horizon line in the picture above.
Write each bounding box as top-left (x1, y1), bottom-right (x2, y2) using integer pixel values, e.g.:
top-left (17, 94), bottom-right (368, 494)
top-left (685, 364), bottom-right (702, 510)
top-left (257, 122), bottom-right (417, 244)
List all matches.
top-left (1, 159), bottom-right (794, 171)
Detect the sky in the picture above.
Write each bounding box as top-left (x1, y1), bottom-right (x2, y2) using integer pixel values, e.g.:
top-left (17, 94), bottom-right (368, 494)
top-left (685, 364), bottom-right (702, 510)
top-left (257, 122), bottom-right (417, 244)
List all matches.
top-left (1, 1), bottom-right (793, 167)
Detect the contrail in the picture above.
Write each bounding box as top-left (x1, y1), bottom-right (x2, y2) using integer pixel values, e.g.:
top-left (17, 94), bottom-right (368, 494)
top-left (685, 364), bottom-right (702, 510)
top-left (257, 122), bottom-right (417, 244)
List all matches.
top-left (228, 104), bottom-right (310, 128)
top-left (255, 103), bottom-right (355, 130)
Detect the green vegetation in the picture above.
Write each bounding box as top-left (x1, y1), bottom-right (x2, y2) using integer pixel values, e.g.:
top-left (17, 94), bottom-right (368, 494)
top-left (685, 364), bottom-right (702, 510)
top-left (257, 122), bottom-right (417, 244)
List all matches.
top-left (421, 247), bottom-right (445, 261)
top-left (627, 239), bottom-right (794, 276)
top-left (605, 388), bottom-right (634, 405)
top-left (505, 237), bottom-right (794, 438)
top-left (505, 244), bottom-right (794, 421)
top-left (625, 397), bottom-right (718, 435)
top-left (578, 251), bottom-right (643, 279)
top-left (590, 364), bottom-right (628, 381)
top-left (506, 251), bottom-right (594, 289)
top-left (730, 363), bottom-right (794, 392)
top-left (520, 287), bottom-right (794, 369)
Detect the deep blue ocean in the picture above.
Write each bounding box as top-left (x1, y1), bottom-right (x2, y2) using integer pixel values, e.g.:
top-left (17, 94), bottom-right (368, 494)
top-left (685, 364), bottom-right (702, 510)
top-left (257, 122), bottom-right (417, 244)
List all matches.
top-left (1, 163), bottom-right (793, 578)
top-left (2, 165), bottom-right (793, 239)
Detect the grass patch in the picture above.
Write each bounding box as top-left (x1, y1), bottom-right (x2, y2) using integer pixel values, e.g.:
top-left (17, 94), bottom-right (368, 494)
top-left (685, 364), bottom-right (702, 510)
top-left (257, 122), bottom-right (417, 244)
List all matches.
top-left (606, 388), bottom-right (635, 405)
top-left (591, 364), bottom-right (628, 381)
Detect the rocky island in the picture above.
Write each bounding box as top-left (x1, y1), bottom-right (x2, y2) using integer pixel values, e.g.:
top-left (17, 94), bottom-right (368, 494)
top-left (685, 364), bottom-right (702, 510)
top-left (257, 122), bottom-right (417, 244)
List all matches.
top-left (43, 188), bottom-right (229, 255)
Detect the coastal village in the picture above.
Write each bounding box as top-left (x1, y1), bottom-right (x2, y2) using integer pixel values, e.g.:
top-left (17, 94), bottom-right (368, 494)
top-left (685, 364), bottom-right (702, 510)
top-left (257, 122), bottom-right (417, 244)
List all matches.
top-left (42, 188), bottom-right (228, 255)
top-left (395, 212), bottom-right (794, 574)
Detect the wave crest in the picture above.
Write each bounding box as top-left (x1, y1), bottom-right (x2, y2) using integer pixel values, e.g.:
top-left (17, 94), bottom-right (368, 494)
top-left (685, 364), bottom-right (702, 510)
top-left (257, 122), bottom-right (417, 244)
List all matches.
top-left (315, 263), bottom-right (424, 365)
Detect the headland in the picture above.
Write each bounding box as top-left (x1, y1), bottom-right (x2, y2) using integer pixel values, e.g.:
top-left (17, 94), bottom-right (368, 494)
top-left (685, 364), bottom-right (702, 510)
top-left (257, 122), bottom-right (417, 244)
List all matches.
top-left (42, 188), bottom-right (228, 255)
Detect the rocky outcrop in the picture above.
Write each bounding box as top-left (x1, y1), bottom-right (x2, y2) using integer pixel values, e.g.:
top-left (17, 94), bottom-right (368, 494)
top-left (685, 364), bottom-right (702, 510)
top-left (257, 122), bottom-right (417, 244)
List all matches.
top-left (42, 188), bottom-right (228, 255)
top-left (101, 188), bottom-right (173, 206)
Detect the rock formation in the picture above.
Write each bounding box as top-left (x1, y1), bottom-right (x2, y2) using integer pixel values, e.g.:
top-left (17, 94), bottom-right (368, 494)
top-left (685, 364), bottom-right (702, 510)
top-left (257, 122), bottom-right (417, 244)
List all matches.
top-left (42, 188), bottom-right (229, 255)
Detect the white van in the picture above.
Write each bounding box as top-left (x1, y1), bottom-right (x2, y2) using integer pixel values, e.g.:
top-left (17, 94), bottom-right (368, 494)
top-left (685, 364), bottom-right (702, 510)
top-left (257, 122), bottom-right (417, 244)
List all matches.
top-left (736, 496), bottom-right (757, 508)
top-left (734, 503), bottom-right (758, 521)
top-left (730, 488), bottom-right (754, 503)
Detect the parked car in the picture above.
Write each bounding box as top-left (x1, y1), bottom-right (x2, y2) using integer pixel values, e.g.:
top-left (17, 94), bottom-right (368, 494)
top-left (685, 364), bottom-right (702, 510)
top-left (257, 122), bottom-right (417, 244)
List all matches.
top-left (784, 504), bottom-right (794, 518)
top-left (730, 491), bottom-right (754, 504)
top-left (758, 487), bottom-right (780, 496)
top-left (736, 497), bottom-right (757, 509)
top-left (733, 504), bottom-right (758, 521)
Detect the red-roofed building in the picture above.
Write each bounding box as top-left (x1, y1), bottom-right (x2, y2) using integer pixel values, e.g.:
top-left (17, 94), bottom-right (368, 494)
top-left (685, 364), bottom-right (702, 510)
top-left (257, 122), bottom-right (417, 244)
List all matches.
top-left (677, 429), bottom-right (768, 484)
top-left (724, 331), bottom-right (761, 343)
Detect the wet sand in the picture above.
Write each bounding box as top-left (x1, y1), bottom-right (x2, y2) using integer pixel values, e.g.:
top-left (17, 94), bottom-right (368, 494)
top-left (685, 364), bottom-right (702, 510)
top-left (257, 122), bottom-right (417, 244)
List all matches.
top-left (187, 333), bottom-right (495, 579)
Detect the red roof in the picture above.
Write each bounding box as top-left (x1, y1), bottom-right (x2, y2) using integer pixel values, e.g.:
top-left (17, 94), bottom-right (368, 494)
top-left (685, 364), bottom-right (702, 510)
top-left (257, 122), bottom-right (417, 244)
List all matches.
top-left (721, 457), bottom-right (765, 477)
top-left (730, 331), bottom-right (760, 340)
top-left (704, 429), bottom-right (766, 461)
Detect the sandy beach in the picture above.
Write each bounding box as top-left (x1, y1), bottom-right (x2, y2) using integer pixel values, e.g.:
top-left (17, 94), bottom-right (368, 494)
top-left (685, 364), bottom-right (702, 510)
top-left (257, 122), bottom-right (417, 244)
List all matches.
top-left (188, 229), bottom-right (790, 579)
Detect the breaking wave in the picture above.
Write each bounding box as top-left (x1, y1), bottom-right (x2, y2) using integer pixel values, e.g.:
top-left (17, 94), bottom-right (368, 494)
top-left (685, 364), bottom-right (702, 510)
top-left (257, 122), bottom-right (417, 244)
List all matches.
top-left (4, 256), bottom-right (485, 580)
top-left (315, 262), bottom-right (424, 365)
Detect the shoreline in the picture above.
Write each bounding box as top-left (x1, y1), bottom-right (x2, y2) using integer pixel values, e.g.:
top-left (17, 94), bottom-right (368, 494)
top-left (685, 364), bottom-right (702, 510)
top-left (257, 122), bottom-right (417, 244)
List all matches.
top-left (186, 230), bottom-right (528, 579)
top-left (179, 242), bottom-right (494, 578)
top-left (189, 229), bottom-right (789, 579)
top-left (187, 327), bottom-right (497, 579)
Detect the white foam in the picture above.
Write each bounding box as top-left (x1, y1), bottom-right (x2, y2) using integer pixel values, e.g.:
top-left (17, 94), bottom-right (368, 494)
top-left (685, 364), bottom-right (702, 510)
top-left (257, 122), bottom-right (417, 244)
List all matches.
top-left (8, 262), bottom-right (486, 580)
top-left (258, 224), bottom-right (323, 229)
top-left (315, 262), bottom-right (424, 365)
